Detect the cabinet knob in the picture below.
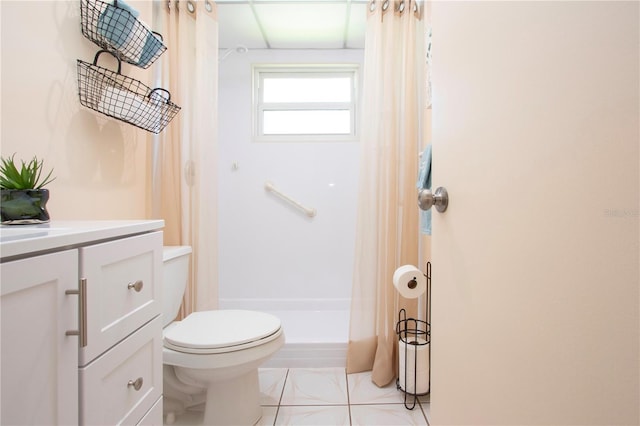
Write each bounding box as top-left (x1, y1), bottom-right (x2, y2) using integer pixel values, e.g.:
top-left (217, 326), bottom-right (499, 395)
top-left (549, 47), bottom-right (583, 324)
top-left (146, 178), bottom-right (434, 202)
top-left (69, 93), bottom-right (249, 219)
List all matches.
top-left (127, 377), bottom-right (144, 391)
top-left (127, 280), bottom-right (144, 292)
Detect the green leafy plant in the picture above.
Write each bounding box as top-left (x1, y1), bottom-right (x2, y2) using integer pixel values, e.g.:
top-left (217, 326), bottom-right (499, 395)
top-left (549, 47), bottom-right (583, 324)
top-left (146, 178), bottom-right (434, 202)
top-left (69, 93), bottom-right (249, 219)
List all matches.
top-left (0, 154), bottom-right (56, 190)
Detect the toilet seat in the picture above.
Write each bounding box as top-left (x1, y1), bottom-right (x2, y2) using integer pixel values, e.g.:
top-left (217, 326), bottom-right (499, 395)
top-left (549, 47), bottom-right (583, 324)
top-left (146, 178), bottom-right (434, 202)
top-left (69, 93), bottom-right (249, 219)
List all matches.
top-left (164, 310), bottom-right (282, 354)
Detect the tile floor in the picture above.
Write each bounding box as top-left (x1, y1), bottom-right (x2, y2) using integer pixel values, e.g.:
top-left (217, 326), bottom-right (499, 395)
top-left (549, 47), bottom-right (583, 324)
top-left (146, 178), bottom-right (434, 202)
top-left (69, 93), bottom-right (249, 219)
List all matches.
top-left (257, 367), bottom-right (430, 426)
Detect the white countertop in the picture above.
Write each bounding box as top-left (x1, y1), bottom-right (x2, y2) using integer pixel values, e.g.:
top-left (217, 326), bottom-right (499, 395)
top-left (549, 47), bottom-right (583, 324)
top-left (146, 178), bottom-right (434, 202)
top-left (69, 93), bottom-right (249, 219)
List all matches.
top-left (0, 220), bottom-right (164, 260)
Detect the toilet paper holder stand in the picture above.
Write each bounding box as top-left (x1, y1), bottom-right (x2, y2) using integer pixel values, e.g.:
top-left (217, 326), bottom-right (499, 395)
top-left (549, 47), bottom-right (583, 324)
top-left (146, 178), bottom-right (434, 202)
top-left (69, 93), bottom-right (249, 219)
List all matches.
top-left (395, 261), bottom-right (431, 410)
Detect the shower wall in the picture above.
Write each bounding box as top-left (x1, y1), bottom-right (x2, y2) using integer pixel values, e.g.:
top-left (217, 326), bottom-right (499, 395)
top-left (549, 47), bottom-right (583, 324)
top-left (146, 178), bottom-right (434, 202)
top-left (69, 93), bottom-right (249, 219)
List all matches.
top-left (217, 49), bottom-right (364, 314)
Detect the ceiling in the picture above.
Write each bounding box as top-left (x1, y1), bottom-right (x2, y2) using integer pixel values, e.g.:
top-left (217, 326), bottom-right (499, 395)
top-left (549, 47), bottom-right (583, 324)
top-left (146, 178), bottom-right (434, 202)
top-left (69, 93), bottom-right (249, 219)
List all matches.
top-left (216, 0), bottom-right (368, 50)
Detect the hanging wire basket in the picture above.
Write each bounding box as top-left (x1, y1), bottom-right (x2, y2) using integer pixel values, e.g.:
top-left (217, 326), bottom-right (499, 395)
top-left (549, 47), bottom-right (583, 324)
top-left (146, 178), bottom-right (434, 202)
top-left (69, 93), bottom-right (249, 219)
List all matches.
top-left (77, 50), bottom-right (181, 134)
top-left (80, 0), bottom-right (166, 69)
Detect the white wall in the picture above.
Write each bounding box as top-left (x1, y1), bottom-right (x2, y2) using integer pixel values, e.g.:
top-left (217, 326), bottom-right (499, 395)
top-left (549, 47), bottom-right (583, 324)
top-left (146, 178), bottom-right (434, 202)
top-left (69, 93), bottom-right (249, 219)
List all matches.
top-left (1, 1), bottom-right (153, 220)
top-left (217, 49), bottom-right (363, 309)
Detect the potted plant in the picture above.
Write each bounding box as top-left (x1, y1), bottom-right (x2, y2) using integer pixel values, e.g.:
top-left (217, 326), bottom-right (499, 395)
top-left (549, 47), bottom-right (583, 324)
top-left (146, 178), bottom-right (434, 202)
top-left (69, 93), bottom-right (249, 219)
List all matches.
top-left (0, 154), bottom-right (56, 224)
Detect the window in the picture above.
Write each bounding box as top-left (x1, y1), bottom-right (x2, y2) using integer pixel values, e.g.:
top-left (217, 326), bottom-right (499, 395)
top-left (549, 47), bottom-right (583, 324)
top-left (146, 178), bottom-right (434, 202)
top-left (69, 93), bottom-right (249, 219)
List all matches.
top-left (253, 65), bottom-right (358, 141)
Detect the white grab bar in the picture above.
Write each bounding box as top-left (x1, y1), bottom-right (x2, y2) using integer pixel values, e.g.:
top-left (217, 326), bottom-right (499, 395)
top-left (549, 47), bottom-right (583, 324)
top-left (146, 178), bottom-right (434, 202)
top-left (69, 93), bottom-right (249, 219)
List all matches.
top-left (264, 181), bottom-right (317, 218)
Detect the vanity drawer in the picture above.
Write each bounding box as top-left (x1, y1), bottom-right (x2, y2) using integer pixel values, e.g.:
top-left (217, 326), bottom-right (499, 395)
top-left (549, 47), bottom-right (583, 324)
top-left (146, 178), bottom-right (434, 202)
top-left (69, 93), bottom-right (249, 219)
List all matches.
top-left (137, 396), bottom-right (162, 425)
top-left (80, 316), bottom-right (163, 426)
top-left (79, 231), bottom-right (162, 365)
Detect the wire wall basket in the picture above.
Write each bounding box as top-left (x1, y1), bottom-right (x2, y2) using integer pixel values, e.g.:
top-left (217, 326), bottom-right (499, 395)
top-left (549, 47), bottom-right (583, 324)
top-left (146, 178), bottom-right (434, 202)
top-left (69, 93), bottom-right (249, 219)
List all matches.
top-left (80, 0), bottom-right (166, 69)
top-left (77, 50), bottom-right (181, 134)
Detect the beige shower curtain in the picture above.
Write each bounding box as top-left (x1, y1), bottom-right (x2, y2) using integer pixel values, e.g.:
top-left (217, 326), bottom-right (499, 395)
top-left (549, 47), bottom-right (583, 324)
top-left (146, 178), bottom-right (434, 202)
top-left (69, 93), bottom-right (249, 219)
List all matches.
top-left (347, 0), bottom-right (425, 387)
top-left (159, 0), bottom-right (219, 316)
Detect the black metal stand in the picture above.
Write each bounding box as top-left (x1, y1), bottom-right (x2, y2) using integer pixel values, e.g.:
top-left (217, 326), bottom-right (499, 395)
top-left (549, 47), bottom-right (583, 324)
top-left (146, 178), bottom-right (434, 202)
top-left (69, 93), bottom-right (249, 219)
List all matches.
top-left (395, 261), bottom-right (431, 410)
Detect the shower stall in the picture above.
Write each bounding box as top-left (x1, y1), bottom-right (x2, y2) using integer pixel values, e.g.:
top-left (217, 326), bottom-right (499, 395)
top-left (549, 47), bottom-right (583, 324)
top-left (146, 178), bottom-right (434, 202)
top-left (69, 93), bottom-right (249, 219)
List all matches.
top-left (217, 49), bottom-right (363, 367)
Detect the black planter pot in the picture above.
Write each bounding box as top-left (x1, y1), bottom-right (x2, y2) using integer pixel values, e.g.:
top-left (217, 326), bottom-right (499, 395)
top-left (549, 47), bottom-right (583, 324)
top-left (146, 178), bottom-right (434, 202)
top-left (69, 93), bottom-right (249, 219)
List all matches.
top-left (0, 189), bottom-right (51, 224)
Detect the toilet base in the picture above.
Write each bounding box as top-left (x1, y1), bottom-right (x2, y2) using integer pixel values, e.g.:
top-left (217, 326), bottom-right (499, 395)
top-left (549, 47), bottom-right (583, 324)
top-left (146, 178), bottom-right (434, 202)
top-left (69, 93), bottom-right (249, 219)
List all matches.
top-left (163, 327), bottom-right (285, 425)
top-left (203, 369), bottom-right (262, 426)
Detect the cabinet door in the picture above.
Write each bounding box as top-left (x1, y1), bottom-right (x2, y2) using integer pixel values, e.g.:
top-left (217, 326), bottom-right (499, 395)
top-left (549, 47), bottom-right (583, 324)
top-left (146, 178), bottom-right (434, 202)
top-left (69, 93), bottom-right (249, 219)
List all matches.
top-left (79, 231), bottom-right (162, 365)
top-left (0, 250), bottom-right (79, 425)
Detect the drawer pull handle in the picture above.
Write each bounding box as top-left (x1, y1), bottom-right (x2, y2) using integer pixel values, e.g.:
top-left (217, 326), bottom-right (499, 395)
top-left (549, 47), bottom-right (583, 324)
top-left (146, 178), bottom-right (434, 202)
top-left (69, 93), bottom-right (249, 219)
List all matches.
top-left (65, 278), bottom-right (88, 347)
top-left (127, 280), bottom-right (144, 292)
top-left (127, 377), bottom-right (144, 391)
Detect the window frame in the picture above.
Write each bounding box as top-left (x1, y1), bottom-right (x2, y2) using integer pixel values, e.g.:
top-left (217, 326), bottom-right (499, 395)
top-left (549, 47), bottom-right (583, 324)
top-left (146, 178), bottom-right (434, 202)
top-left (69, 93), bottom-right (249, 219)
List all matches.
top-left (252, 64), bottom-right (359, 142)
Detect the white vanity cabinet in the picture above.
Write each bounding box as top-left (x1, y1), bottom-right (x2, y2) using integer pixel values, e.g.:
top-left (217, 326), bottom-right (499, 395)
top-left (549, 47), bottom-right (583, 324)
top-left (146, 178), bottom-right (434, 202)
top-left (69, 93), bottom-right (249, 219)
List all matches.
top-left (0, 220), bottom-right (164, 426)
top-left (79, 231), bottom-right (163, 425)
top-left (0, 249), bottom-right (79, 425)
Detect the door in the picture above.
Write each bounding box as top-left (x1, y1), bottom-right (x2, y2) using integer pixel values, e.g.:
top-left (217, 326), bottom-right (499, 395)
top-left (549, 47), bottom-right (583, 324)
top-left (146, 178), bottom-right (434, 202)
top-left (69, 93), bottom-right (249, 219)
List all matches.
top-left (430, 2), bottom-right (639, 425)
top-left (1, 250), bottom-right (79, 425)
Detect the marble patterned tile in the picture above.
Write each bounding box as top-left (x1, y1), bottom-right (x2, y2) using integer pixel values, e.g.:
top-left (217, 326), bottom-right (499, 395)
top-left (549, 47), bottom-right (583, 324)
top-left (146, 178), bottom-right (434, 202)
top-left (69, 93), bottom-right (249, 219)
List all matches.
top-left (260, 368), bottom-right (289, 406)
top-left (274, 405), bottom-right (350, 426)
top-left (257, 406), bottom-right (279, 426)
top-left (350, 404), bottom-right (428, 425)
top-left (280, 368), bottom-right (348, 406)
top-left (421, 401), bottom-right (431, 425)
top-left (347, 371), bottom-right (407, 404)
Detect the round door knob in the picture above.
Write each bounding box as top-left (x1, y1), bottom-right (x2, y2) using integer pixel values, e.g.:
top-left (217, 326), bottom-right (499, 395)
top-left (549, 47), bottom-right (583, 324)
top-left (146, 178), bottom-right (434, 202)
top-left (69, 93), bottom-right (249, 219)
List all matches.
top-left (418, 187), bottom-right (448, 213)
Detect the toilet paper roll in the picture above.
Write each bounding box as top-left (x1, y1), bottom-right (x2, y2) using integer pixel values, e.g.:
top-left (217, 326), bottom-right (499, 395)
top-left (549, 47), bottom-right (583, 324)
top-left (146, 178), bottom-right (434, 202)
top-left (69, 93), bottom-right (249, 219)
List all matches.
top-left (392, 265), bottom-right (426, 299)
top-left (398, 338), bottom-right (430, 394)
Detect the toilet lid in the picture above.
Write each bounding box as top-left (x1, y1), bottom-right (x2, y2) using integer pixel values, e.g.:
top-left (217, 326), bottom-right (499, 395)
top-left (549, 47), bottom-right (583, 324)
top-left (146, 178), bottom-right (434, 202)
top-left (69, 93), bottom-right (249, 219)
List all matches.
top-left (164, 310), bottom-right (282, 352)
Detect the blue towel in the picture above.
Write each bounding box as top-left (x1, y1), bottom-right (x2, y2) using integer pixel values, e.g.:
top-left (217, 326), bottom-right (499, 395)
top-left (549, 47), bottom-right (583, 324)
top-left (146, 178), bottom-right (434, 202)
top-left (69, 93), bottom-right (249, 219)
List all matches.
top-left (417, 145), bottom-right (432, 235)
top-left (137, 32), bottom-right (163, 67)
top-left (97, 0), bottom-right (139, 50)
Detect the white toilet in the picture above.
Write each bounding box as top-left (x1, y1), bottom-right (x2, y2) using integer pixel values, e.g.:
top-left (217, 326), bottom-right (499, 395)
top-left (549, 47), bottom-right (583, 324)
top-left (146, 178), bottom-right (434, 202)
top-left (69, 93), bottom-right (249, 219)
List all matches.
top-left (162, 246), bottom-right (285, 425)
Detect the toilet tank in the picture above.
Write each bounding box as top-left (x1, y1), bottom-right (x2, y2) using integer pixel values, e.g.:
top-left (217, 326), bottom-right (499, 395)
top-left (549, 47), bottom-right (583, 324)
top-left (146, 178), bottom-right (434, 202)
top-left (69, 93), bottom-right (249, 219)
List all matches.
top-left (162, 246), bottom-right (192, 328)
